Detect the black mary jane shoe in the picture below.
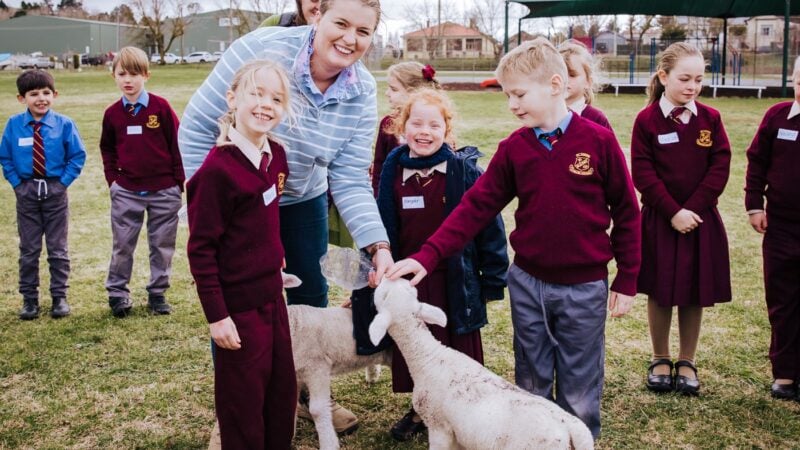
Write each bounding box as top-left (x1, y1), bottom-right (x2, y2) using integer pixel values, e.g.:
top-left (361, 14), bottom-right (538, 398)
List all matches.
top-left (770, 381), bottom-right (797, 400)
top-left (674, 360), bottom-right (701, 396)
top-left (390, 408), bottom-right (426, 442)
top-left (646, 358), bottom-right (674, 393)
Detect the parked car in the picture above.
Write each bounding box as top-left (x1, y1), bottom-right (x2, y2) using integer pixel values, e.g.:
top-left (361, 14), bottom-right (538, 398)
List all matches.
top-left (211, 51), bottom-right (223, 62)
top-left (80, 53), bottom-right (108, 66)
top-left (150, 53), bottom-right (182, 64)
top-left (183, 51), bottom-right (213, 63)
top-left (0, 53), bottom-right (13, 70)
top-left (18, 53), bottom-right (55, 69)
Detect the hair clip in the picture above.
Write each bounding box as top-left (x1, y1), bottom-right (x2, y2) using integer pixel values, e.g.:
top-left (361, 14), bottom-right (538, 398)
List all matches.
top-left (422, 64), bottom-right (436, 81)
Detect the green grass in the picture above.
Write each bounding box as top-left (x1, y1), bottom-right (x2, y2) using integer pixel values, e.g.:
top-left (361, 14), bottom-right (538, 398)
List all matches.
top-left (0, 65), bottom-right (798, 449)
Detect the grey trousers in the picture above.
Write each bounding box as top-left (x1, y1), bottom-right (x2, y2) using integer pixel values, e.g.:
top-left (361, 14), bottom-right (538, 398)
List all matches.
top-left (14, 178), bottom-right (70, 301)
top-left (105, 183), bottom-right (181, 299)
top-left (507, 264), bottom-right (608, 439)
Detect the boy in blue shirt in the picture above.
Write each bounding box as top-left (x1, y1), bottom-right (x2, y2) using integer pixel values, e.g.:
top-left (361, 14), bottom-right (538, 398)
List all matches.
top-left (0, 70), bottom-right (86, 320)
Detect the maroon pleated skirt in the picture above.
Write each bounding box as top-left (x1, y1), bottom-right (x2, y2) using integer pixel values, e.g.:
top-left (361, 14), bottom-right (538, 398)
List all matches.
top-left (637, 206), bottom-right (732, 307)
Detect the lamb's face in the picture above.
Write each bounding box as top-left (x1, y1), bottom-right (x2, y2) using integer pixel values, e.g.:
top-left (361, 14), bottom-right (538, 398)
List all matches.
top-left (374, 278), bottom-right (420, 316)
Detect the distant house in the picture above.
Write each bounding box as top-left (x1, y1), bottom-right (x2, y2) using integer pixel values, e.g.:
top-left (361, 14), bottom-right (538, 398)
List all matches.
top-left (403, 21), bottom-right (497, 59)
top-left (743, 16), bottom-right (800, 52)
top-left (0, 15), bottom-right (139, 55)
top-left (593, 31), bottom-right (628, 55)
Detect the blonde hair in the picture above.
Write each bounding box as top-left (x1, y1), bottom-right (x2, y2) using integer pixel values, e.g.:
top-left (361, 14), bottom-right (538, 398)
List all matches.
top-left (217, 59), bottom-right (293, 147)
top-left (320, 0), bottom-right (381, 30)
top-left (112, 46), bottom-right (149, 75)
top-left (388, 88), bottom-right (456, 145)
top-left (647, 42), bottom-right (704, 105)
top-left (495, 37), bottom-right (567, 87)
top-left (558, 39), bottom-right (601, 104)
top-left (387, 61), bottom-right (441, 92)
top-left (793, 55), bottom-right (800, 74)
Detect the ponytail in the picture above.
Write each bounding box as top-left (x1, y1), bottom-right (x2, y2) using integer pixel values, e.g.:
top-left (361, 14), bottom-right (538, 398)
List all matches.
top-left (646, 72), bottom-right (665, 105)
top-left (216, 109), bottom-right (237, 147)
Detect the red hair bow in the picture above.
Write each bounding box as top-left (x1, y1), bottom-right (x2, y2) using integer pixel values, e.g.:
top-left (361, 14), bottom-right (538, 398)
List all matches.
top-left (422, 64), bottom-right (436, 81)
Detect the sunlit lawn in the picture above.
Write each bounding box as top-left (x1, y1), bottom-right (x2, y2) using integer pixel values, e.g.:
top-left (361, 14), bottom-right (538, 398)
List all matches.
top-left (0, 65), bottom-right (798, 449)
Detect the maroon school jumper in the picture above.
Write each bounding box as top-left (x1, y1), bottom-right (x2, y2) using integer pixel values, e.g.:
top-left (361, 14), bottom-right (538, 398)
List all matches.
top-left (390, 167), bottom-right (484, 392)
top-left (581, 104), bottom-right (613, 132)
top-left (412, 115), bottom-right (640, 297)
top-left (100, 93), bottom-right (185, 191)
top-left (745, 101), bottom-right (800, 380)
top-left (186, 142), bottom-right (296, 450)
top-left (372, 115), bottom-right (400, 196)
top-left (631, 101), bottom-right (732, 307)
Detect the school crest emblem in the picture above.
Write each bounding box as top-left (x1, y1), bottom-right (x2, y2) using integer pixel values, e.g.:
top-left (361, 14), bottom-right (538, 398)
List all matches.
top-left (569, 152), bottom-right (594, 176)
top-left (146, 115), bottom-right (160, 129)
top-left (277, 173), bottom-right (286, 194)
top-left (696, 130), bottom-right (712, 147)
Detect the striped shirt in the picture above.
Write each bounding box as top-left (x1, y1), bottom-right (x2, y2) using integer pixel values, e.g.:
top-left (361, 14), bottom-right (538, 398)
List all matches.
top-left (178, 25), bottom-right (387, 248)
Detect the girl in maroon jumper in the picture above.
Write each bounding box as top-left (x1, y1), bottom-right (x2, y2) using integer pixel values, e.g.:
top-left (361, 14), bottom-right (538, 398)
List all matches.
top-left (377, 89), bottom-right (507, 441)
top-left (371, 62), bottom-right (441, 195)
top-left (631, 43), bottom-right (731, 396)
top-left (745, 57), bottom-right (800, 401)
top-left (186, 60), bottom-right (296, 449)
top-left (559, 39), bottom-right (613, 131)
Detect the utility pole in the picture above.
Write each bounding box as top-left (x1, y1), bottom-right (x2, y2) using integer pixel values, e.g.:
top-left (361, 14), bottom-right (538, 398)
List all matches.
top-left (228, 0), bottom-right (233, 47)
top-left (437, 0), bottom-right (441, 59)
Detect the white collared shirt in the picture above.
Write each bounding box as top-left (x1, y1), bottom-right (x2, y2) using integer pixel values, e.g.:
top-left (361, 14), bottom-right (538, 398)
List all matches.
top-left (659, 95), bottom-right (697, 124)
top-left (227, 126), bottom-right (272, 171)
top-left (788, 101), bottom-right (800, 119)
top-left (569, 98), bottom-right (587, 115)
top-left (402, 161), bottom-right (448, 182)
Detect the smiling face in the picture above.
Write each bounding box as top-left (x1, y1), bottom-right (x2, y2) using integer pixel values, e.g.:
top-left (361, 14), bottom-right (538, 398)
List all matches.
top-left (385, 75), bottom-right (408, 108)
top-left (312, 0), bottom-right (377, 78)
top-left (501, 72), bottom-right (563, 129)
top-left (226, 67), bottom-right (286, 148)
top-left (18, 87), bottom-right (57, 121)
top-left (404, 101), bottom-right (447, 158)
top-left (658, 55), bottom-right (705, 106)
top-left (113, 66), bottom-right (149, 103)
top-left (300, 0), bottom-right (321, 24)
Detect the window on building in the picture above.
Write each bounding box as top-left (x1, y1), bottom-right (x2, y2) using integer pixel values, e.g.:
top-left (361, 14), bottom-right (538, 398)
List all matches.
top-left (447, 39), bottom-right (463, 51)
top-left (407, 38), bottom-right (423, 52)
top-left (761, 25), bottom-right (772, 36)
top-left (466, 38), bottom-right (482, 51)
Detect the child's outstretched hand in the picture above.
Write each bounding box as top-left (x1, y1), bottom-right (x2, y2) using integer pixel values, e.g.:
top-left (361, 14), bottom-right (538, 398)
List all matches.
top-left (609, 291), bottom-right (634, 318)
top-left (386, 258), bottom-right (427, 286)
top-left (670, 208), bottom-right (703, 234)
top-left (210, 317), bottom-right (241, 350)
top-left (749, 211), bottom-right (768, 234)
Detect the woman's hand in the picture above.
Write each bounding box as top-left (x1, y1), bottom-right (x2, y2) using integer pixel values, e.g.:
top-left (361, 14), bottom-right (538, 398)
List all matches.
top-left (749, 211), bottom-right (768, 234)
top-left (608, 291), bottom-right (634, 318)
top-left (386, 258), bottom-right (428, 286)
top-left (670, 208), bottom-right (703, 234)
top-left (371, 247), bottom-right (394, 286)
top-left (210, 317), bottom-right (241, 350)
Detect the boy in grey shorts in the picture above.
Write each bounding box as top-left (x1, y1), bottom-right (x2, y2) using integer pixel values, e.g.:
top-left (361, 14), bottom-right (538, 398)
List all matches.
top-left (0, 69), bottom-right (86, 319)
top-left (100, 47), bottom-right (185, 317)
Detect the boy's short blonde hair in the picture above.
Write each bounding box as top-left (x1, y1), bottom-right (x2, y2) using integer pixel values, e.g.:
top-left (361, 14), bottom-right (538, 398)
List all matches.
top-left (112, 47), bottom-right (150, 75)
top-left (495, 37), bottom-right (567, 87)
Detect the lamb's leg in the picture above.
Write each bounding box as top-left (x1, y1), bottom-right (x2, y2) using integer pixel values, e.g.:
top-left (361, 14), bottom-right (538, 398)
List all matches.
top-left (306, 374), bottom-right (339, 450)
top-left (428, 427), bottom-right (458, 450)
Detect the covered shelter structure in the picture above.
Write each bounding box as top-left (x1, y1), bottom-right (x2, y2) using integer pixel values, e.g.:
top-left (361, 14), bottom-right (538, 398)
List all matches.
top-left (504, 0), bottom-right (800, 96)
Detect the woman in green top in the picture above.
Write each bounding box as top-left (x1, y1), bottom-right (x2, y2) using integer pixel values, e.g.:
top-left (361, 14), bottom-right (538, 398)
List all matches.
top-left (260, 0), bottom-right (320, 27)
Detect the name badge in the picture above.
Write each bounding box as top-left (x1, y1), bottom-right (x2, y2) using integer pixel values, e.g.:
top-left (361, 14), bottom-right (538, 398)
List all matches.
top-left (658, 132), bottom-right (680, 145)
top-left (402, 196), bottom-right (425, 209)
top-left (777, 128), bottom-right (798, 141)
top-left (127, 125), bottom-right (143, 135)
top-left (18, 137), bottom-right (33, 147)
top-left (262, 184), bottom-right (277, 206)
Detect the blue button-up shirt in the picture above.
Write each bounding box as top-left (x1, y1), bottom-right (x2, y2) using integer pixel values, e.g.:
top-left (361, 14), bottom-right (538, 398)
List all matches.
top-left (534, 111), bottom-right (573, 151)
top-left (121, 90), bottom-right (149, 116)
top-left (0, 108), bottom-right (86, 187)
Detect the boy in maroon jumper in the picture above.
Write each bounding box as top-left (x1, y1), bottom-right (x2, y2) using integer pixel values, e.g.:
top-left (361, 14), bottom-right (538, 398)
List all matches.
top-left (388, 38), bottom-right (641, 439)
top-left (187, 60), bottom-right (296, 449)
top-left (745, 56), bottom-right (800, 401)
top-left (100, 47), bottom-right (184, 317)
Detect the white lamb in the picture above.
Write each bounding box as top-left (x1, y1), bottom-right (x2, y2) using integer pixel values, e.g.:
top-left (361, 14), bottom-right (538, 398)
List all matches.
top-left (368, 278), bottom-right (594, 450)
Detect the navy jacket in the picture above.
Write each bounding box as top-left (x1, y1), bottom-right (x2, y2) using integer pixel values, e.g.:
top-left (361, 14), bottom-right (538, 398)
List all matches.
top-left (352, 146), bottom-right (508, 354)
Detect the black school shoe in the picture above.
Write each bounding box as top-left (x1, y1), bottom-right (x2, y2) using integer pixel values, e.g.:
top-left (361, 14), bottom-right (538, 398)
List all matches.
top-left (646, 358), bottom-right (674, 393)
top-left (19, 298), bottom-right (40, 320)
top-left (147, 295), bottom-right (172, 315)
top-left (674, 360), bottom-right (700, 396)
top-left (770, 381), bottom-right (797, 400)
top-left (390, 408), bottom-right (426, 442)
top-left (50, 297), bottom-right (71, 318)
top-left (109, 296), bottom-right (133, 318)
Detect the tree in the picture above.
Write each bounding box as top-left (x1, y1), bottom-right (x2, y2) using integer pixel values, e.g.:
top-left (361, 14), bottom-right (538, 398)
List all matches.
top-left (129, 0), bottom-right (200, 64)
top-left (659, 17), bottom-right (687, 42)
top-left (0, 1), bottom-right (8, 10)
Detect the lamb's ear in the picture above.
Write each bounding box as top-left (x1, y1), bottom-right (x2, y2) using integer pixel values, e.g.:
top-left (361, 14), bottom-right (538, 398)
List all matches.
top-left (282, 272), bottom-right (302, 289)
top-left (418, 303), bottom-right (447, 327)
top-left (368, 312), bottom-right (392, 345)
